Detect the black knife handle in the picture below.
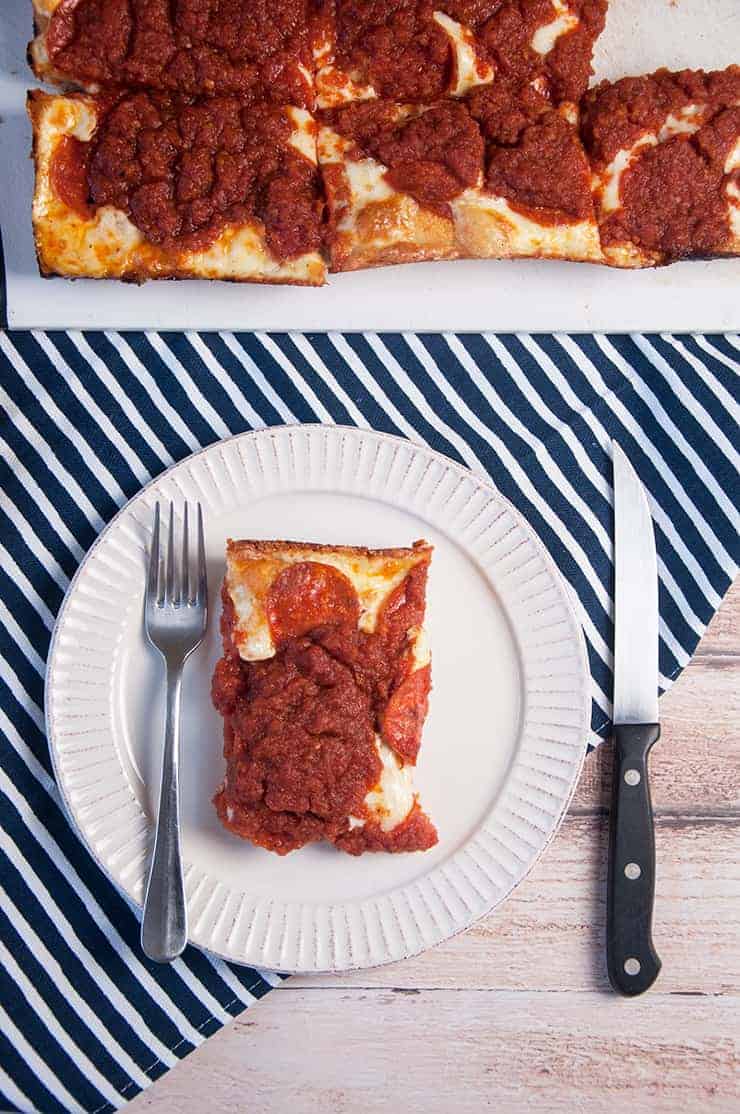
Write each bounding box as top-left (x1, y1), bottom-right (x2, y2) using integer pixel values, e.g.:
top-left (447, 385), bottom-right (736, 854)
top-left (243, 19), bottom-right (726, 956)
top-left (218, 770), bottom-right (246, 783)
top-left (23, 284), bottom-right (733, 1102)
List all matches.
top-left (607, 723), bottom-right (662, 996)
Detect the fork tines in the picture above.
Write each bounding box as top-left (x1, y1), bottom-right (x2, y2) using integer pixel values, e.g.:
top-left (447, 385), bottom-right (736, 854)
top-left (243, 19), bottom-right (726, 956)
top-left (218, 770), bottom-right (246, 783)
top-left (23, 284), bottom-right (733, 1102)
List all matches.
top-left (147, 501), bottom-right (206, 609)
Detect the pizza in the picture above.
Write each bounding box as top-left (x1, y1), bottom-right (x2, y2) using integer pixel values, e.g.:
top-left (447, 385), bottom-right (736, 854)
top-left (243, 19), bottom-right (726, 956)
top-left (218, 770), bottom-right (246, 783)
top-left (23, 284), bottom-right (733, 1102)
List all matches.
top-left (29, 0), bottom-right (316, 108)
top-left (211, 539), bottom-right (438, 856)
top-left (582, 67), bottom-right (740, 267)
top-left (24, 2), bottom-right (740, 279)
top-left (319, 83), bottom-right (602, 272)
top-left (28, 89), bottom-right (326, 284)
top-left (315, 0), bottom-right (608, 109)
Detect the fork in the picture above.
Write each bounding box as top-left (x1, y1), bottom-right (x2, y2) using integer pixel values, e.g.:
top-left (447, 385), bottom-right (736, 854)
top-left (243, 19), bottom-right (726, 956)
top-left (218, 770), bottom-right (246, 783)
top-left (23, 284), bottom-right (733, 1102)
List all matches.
top-left (141, 502), bottom-right (207, 963)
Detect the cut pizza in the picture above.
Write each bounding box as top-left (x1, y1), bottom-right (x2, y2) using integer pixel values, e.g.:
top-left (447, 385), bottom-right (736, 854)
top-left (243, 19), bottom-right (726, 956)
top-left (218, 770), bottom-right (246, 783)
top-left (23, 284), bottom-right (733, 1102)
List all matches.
top-left (315, 0), bottom-right (607, 109)
top-left (319, 86), bottom-right (602, 272)
top-left (28, 88), bottom-right (326, 284)
top-left (582, 67), bottom-right (740, 267)
top-left (211, 539), bottom-right (438, 856)
top-left (29, 0), bottom-right (316, 109)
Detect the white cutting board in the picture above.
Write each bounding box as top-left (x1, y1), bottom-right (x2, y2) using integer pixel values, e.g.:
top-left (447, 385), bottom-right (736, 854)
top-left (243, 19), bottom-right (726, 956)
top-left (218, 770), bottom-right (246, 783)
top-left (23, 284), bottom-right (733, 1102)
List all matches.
top-left (1, 0), bottom-right (738, 332)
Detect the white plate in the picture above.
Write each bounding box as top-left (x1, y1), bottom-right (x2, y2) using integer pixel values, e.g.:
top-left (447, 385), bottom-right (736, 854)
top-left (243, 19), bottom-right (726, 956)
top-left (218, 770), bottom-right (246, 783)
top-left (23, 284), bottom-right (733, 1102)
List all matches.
top-left (2, 0), bottom-right (739, 331)
top-left (46, 425), bottom-right (591, 972)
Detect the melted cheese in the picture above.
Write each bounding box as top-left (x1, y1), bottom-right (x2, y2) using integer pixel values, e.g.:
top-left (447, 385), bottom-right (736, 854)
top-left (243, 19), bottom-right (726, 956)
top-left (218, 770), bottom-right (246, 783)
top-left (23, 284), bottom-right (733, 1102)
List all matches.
top-left (363, 736), bottom-right (416, 831)
top-left (597, 104), bottom-right (706, 216)
top-left (531, 0), bottom-right (579, 55)
top-left (432, 11), bottom-right (495, 97)
top-left (314, 29), bottom-right (377, 109)
top-left (29, 93), bottom-right (326, 284)
top-left (226, 543), bottom-right (429, 661)
top-left (286, 106), bottom-right (318, 165)
top-left (453, 189), bottom-right (602, 261)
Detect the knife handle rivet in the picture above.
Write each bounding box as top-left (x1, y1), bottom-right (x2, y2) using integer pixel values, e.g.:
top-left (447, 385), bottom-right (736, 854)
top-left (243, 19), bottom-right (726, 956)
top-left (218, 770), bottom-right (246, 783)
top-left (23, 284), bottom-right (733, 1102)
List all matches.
top-left (624, 862), bottom-right (641, 880)
top-left (624, 768), bottom-right (641, 786)
top-left (624, 957), bottom-right (641, 976)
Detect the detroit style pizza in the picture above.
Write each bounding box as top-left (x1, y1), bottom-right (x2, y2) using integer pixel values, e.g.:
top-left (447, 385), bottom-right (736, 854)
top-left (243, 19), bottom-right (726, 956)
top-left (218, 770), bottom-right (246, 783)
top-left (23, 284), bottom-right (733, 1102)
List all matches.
top-left (24, 1), bottom-right (740, 280)
top-left (28, 88), bottom-right (325, 283)
top-left (582, 67), bottom-right (740, 267)
top-left (211, 539), bottom-right (437, 856)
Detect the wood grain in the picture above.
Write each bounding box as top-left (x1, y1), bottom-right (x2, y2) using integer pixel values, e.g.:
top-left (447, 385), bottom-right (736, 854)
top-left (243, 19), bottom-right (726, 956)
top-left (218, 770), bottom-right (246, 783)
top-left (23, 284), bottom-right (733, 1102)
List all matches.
top-left (131, 989), bottom-right (740, 1114)
top-left (129, 580), bottom-right (740, 1114)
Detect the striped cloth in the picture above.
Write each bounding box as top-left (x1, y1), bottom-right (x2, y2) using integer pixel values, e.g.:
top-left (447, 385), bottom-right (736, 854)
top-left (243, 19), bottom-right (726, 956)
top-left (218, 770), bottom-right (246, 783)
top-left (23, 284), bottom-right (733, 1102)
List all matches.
top-left (1, 330), bottom-right (738, 1114)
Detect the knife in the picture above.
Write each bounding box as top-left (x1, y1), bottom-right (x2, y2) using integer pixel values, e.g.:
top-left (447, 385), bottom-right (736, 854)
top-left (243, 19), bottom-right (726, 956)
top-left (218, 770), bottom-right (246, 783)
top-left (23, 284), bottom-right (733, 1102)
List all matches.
top-left (607, 441), bottom-right (662, 996)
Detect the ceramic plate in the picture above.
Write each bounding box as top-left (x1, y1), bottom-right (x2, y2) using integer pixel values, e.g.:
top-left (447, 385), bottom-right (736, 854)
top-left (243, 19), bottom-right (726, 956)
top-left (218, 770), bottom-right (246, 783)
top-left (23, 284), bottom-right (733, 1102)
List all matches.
top-left (46, 425), bottom-right (591, 972)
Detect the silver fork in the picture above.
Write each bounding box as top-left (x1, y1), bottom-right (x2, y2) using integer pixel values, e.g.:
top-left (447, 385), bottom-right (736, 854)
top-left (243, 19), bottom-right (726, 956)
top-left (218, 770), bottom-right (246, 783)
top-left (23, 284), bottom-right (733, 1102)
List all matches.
top-left (141, 502), bottom-right (207, 963)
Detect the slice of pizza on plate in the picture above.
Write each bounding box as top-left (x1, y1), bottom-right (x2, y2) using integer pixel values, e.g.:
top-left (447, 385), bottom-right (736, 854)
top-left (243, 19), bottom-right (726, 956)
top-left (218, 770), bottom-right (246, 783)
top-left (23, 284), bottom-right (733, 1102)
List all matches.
top-left (27, 88), bottom-right (326, 284)
top-left (582, 67), bottom-right (740, 267)
top-left (211, 539), bottom-right (438, 856)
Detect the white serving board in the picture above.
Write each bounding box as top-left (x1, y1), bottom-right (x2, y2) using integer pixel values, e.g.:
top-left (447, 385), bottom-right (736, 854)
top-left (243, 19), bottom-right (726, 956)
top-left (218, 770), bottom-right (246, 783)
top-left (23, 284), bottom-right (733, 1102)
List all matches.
top-left (1, 0), bottom-right (738, 332)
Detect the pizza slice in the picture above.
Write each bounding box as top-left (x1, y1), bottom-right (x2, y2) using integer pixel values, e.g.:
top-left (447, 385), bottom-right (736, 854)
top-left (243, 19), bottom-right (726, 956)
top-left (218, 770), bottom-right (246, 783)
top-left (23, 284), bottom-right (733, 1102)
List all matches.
top-left (319, 87), bottom-right (601, 272)
top-left (211, 539), bottom-right (438, 856)
top-left (582, 67), bottom-right (740, 267)
top-left (29, 0), bottom-right (316, 109)
top-left (315, 0), bottom-right (606, 110)
top-left (27, 89), bottom-right (326, 284)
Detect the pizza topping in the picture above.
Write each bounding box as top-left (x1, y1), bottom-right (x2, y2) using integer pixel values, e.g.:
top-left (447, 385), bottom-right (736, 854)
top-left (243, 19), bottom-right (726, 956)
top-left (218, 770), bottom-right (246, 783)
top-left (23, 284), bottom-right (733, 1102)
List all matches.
top-left (213, 558), bottom-right (435, 855)
top-left (473, 0), bottom-right (607, 104)
top-left (324, 99), bottom-right (484, 213)
top-left (602, 133), bottom-right (734, 257)
top-left (581, 67), bottom-right (740, 167)
top-left (45, 0), bottom-right (314, 107)
top-left (266, 561), bottom-right (361, 645)
top-left (49, 135), bottom-right (93, 220)
top-left (333, 0), bottom-right (456, 103)
top-left (582, 69), bottom-right (740, 258)
top-left (81, 91), bottom-right (322, 259)
top-left (484, 109), bottom-right (593, 222)
top-left (381, 663), bottom-right (431, 763)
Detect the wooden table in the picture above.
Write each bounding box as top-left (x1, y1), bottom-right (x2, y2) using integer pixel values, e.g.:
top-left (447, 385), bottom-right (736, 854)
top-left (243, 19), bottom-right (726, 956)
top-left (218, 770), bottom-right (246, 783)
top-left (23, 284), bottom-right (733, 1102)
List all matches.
top-left (131, 582), bottom-right (740, 1114)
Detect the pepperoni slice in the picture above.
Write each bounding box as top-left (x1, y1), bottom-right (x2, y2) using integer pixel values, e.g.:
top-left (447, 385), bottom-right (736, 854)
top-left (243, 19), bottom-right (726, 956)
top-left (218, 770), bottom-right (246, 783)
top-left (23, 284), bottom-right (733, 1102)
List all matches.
top-left (377, 564), bottom-right (428, 650)
top-left (381, 664), bottom-right (431, 764)
top-left (50, 136), bottom-right (92, 220)
top-left (266, 561), bottom-right (360, 645)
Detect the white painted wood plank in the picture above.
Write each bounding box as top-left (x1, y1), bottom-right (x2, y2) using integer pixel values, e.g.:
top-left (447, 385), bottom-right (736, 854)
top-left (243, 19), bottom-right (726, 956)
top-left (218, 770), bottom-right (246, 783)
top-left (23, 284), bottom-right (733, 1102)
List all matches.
top-left (128, 988), bottom-right (740, 1114)
top-left (129, 581), bottom-right (740, 1112)
top-left (288, 818), bottom-right (740, 992)
top-left (574, 656), bottom-right (740, 812)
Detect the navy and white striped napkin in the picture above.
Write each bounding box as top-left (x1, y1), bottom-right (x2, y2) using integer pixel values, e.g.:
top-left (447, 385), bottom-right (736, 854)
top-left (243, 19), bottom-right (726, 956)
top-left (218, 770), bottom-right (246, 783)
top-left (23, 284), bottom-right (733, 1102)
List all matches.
top-left (1, 330), bottom-right (738, 1113)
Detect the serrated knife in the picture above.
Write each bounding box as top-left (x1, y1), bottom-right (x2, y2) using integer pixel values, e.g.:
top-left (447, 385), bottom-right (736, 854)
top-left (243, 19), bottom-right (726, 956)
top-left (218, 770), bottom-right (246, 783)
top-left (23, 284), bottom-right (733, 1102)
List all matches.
top-left (607, 441), bottom-right (661, 996)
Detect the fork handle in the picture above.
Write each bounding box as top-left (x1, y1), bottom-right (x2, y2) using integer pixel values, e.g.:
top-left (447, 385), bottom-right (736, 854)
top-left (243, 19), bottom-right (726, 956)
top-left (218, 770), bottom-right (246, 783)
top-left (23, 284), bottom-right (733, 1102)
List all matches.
top-left (141, 661), bottom-right (187, 963)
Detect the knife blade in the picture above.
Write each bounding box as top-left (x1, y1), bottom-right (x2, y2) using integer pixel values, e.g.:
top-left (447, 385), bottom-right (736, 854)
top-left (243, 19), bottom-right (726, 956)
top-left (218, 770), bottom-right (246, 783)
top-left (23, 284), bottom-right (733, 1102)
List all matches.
top-left (607, 441), bottom-right (662, 996)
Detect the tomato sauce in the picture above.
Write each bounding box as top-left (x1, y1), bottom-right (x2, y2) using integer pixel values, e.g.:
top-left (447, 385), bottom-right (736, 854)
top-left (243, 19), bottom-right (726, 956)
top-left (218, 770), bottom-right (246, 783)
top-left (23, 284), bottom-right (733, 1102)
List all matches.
top-left (46, 0), bottom-right (314, 108)
top-left (212, 560), bottom-right (437, 855)
top-left (323, 99), bottom-right (484, 215)
top-left (582, 68), bottom-right (740, 257)
top-left (50, 90), bottom-right (323, 260)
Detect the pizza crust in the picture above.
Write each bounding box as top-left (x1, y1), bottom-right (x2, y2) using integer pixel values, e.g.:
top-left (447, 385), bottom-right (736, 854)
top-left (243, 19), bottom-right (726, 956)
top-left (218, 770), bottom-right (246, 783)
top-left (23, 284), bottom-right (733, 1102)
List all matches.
top-left (225, 538), bottom-right (432, 659)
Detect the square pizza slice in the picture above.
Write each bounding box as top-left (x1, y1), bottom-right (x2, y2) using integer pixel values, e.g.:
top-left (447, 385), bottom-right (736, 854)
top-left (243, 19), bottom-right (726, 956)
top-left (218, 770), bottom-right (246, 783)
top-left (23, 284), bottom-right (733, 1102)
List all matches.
top-left (319, 88), bottom-right (601, 272)
top-left (211, 539), bottom-right (438, 856)
top-left (582, 67), bottom-right (740, 267)
top-left (315, 0), bottom-right (607, 110)
top-left (28, 89), bottom-right (326, 284)
top-left (29, 0), bottom-right (316, 109)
